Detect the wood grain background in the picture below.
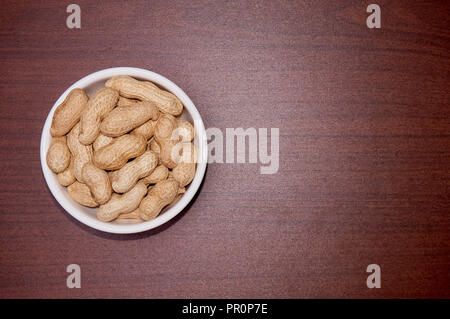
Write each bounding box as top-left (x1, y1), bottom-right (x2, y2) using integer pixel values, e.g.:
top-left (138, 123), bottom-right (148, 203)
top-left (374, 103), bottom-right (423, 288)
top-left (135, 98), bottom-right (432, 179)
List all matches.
top-left (0, 0), bottom-right (449, 298)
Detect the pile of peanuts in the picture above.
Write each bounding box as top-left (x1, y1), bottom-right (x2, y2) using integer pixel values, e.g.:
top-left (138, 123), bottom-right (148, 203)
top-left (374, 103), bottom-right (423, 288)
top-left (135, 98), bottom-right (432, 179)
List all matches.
top-left (46, 75), bottom-right (197, 222)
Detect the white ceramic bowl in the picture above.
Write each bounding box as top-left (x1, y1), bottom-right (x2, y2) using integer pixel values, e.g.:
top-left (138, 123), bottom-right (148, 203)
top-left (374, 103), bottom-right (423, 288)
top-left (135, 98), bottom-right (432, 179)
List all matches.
top-left (40, 67), bottom-right (207, 234)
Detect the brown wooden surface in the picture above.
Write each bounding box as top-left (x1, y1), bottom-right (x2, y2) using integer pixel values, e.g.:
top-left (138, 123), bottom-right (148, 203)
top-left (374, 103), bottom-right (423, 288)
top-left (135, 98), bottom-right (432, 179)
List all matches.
top-left (0, 0), bottom-right (449, 298)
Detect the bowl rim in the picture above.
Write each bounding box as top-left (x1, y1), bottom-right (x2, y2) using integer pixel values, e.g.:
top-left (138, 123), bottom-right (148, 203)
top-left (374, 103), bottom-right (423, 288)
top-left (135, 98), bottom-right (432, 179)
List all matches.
top-left (40, 67), bottom-right (208, 234)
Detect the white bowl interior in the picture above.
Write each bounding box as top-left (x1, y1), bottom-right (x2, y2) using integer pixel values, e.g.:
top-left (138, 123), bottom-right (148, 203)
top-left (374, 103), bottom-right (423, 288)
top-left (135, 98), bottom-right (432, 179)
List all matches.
top-left (40, 67), bottom-right (207, 234)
